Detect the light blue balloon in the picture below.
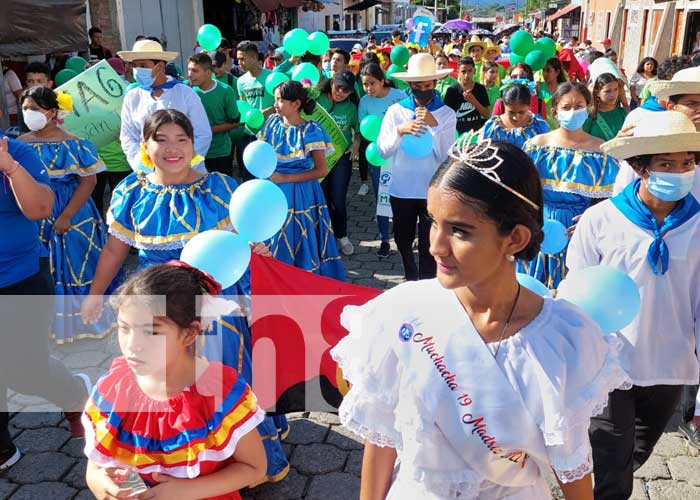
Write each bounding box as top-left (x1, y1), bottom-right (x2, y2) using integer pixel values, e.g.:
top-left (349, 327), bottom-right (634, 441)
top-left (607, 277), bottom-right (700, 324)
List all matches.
top-left (180, 230), bottom-right (251, 289)
top-left (242, 140), bottom-right (278, 179)
top-left (400, 130), bottom-right (433, 158)
top-left (541, 219), bottom-right (569, 255)
top-left (516, 273), bottom-right (550, 297)
top-left (557, 265), bottom-right (640, 333)
top-left (229, 179), bottom-right (289, 243)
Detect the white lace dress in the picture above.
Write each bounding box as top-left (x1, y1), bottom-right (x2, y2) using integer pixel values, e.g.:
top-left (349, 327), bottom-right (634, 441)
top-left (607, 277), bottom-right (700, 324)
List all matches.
top-left (331, 279), bottom-right (630, 500)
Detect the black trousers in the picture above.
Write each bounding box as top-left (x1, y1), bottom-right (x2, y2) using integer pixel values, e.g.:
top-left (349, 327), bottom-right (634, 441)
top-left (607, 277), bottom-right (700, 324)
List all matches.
top-left (204, 156), bottom-right (233, 176)
top-left (358, 138), bottom-right (369, 182)
top-left (590, 385), bottom-right (683, 500)
top-left (389, 196), bottom-right (435, 281)
top-left (0, 259), bottom-right (87, 449)
top-left (235, 134), bottom-right (254, 182)
top-left (91, 170), bottom-right (130, 219)
top-left (681, 382), bottom-right (699, 423)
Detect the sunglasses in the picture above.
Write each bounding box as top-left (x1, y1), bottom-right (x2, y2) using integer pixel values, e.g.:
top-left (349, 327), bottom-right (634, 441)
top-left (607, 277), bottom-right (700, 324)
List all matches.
top-left (335, 85), bottom-right (353, 94)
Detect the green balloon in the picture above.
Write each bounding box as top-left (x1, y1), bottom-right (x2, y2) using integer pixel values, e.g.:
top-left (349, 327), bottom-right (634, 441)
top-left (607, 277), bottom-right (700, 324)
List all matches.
top-left (525, 50), bottom-right (547, 72)
top-left (365, 142), bottom-right (385, 167)
top-left (265, 72), bottom-right (289, 95)
top-left (65, 56), bottom-right (87, 74)
top-left (307, 32), bottom-right (330, 56)
top-left (386, 63), bottom-right (403, 78)
top-left (55, 69), bottom-right (78, 87)
top-left (535, 37), bottom-right (557, 60)
top-left (390, 45), bottom-right (410, 67)
top-left (509, 52), bottom-right (525, 66)
top-left (244, 109), bottom-right (265, 129)
top-left (197, 24), bottom-right (222, 51)
top-left (291, 62), bottom-right (320, 86)
top-left (360, 115), bottom-right (382, 142)
top-left (510, 30), bottom-right (535, 57)
top-left (283, 28), bottom-right (309, 57)
top-left (237, 100), bottom-right (251, 115)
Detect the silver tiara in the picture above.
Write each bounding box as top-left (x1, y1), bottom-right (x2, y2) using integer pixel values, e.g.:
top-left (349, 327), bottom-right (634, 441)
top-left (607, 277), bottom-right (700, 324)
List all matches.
top-left (448, 131), bottom-right (540, 210)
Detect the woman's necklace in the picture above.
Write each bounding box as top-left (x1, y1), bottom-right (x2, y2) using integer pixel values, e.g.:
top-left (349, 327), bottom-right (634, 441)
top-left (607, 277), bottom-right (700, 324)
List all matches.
top-left (469, 283), bottom-right (522, 358)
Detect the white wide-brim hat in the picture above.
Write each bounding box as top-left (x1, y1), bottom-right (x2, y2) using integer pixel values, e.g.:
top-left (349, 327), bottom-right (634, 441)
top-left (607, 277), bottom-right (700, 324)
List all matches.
top-left (117, 40), bottom-right (178, 62)
top-left (391, 53), bottom-right (453, 82)
top-left (601, 110), bottom-right (700, 160)
top-left (652, 67), bottom-right (700, 100)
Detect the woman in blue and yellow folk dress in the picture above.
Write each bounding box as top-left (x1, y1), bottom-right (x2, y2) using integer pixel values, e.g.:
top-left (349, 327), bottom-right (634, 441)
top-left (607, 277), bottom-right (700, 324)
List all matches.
top-left (258, 80), bottom-right (344, 279)
top-left (519, 82), bottom-right (618, 288)
top-left (18, 86), bottom-right (119, 343)
top-left (80, 109), bottom-right (290, 484)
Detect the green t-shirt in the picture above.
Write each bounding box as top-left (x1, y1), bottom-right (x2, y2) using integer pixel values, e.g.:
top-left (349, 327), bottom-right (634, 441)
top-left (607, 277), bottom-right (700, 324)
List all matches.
top-left (237, 68), bottom-right (275, 111)
top-left (193, 80), bottom-right (240, 159)
top-left (484, 84), bottom-right (501, 113)
top-left (215, 73), bottom-right (245, 145)
top-left (583, 107), bottom-right (628, 142)
top-left (98, 141), bottom-right (130, 173)
top-left (317, 93), bottom-right (359, 145)
top-left (436, 75), bottom-right (458, 99)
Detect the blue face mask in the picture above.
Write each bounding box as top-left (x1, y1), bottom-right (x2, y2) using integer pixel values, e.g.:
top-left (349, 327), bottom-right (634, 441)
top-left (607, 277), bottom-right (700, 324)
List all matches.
top-left (557, 107), bottom-right (588, 131)
top-left (322, 61), bottom-right (331, 72)
top-left (133, 67), bottom-right (156, 88)
top-left (645, 170), bottom-right (696, 202)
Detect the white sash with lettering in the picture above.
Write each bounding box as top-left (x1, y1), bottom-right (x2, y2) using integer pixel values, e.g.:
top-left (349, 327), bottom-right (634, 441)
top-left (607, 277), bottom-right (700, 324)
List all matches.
top-left (392, 287), bottom-right (549, 496)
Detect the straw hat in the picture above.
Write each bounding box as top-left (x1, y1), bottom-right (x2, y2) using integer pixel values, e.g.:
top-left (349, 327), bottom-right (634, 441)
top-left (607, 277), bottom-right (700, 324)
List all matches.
top-left (391, 53), bottom-right (453, 82)
top-left (117, 40), bottom-right (178, 62)
top-left (651, 67), bottom-right (700, 100)
top-left (601, 111), bottom-right (700, 160)
top-left (463, 35), bottom-right (486, 53)
top-left (483, 38), bottom-right (501, 57)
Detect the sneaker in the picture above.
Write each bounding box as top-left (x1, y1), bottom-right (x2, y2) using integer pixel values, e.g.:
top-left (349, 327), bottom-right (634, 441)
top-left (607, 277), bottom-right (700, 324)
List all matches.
top-left (357, 183), bottom-right (369, 196)
top-left (0, 443), bottom-right (21, 471)
top-left (338, 236), bottom-right (354, 256)
top-left (679, 420), bottom-right (700, 450)
top-left (377, 241), bottom-right (391, 258)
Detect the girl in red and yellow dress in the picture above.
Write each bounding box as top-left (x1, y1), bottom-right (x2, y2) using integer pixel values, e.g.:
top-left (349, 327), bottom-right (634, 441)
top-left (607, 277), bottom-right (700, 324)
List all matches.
top-left (82, 263), bottom-right (267, 500)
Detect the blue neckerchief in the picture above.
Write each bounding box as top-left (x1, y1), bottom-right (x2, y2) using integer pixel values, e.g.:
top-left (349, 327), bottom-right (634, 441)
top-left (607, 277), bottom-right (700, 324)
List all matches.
top-left (611, 179), bottom-right (700, 275)
top-left (640, 96), bottom-right (665, 112)
top-left (399, 90), bottom-right (444, 112)
top-left (139, 78), bottom-right (182, 96)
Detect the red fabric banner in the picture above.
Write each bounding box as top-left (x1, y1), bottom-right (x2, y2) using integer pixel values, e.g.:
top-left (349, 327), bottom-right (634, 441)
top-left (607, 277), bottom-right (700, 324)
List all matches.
top-left (250, 254), bottom-right (381, 413)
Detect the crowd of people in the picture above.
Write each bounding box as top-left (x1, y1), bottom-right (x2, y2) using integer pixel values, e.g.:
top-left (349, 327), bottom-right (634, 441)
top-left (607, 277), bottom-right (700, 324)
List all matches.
top-left (1, 23), bottom-right (700, 500)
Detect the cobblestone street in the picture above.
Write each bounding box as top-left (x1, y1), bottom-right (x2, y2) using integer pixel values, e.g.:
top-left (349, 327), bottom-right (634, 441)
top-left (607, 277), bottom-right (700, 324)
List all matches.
top-left (1, 174), bottom-right (699, 499)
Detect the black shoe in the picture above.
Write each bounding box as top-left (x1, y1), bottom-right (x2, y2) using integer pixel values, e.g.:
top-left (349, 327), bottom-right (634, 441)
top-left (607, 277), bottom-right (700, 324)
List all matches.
top-left (679, 420), bottom-right (700, 450)
top-left (377, 241), bottom-right (391, 258)
top-left (0, 443), bottom-right (21, 471)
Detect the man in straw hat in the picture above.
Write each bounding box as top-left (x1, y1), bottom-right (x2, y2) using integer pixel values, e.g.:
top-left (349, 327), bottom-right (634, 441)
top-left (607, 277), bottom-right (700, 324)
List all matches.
top-left (481, 38), bottom-right (505, 82)
top-left (376, 53), bottom-right (456, 281)
top-left (117, 39), bottom-right (211, 172)
top-left (461, 35), bottom-right (486, 62)
top-left (569, 110), bottom-right (700, 499)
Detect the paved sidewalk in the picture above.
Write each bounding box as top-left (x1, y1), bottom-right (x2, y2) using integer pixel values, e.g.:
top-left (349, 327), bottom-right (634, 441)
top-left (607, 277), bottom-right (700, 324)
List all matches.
top-left (1, 174), bottom-right (700, 499)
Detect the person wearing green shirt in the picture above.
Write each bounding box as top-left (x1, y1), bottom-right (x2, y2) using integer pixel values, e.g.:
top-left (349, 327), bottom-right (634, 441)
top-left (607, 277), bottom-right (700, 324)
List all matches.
top-left (583, 72), bottom-right (628, 141)
top-left (481, 61), bottom-right (502, 114)
top-left (187, 53), bottom-right (240, 175)
top-left (235, 41), bottom-right (275, 180)
top-left (435, 54), bottom-right (458, 99)
top-left (211, 50), bottom-right (245, 152)
top-left (316, 70), bottom-right (359, 256)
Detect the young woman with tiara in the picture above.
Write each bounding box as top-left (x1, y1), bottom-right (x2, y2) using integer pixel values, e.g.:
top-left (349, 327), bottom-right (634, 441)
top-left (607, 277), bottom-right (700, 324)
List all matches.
top-left (81, 109), bottom-right (290, 483)
top-left (332, 135), bottom-right (629, 499)
top-left (568, 111), bottom-right (700, 500)
top-left (18, 86), bottom-right (120, 343)
top-left (83, 263), bottom-right (268, 500)
top-left (479, 82), bottom-right (550, 149)
top-left (258, 80), bottom-right (344, 279)
top-left (519, 82), bottom-right (619, 288)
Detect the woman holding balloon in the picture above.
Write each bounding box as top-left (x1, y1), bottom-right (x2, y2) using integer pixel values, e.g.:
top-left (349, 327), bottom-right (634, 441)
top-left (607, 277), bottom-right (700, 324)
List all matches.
top-left (567, 111), bottom-right (700, 500)
top-left (258, 81), bottom-right (345, 279)
top-left (359, 63), bottom-right (407, 257)
top-left (519, 82), bottom-right (618, 289)
top-left (81, 109), bottom-right (291, 484)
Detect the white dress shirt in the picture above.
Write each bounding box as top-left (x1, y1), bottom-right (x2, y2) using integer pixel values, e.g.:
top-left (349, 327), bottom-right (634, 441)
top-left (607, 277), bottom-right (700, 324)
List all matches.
top-left (567, 200), bottom-right (700, 414)
top-left (120, 80), bottom-right (212, 172)
top-left (377, 101), bottom-right (456, 199)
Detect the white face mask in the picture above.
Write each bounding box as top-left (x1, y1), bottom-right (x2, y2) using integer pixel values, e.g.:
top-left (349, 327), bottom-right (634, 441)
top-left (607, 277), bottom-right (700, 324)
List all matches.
top-left (24, 109), bottom-right (49, 131)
